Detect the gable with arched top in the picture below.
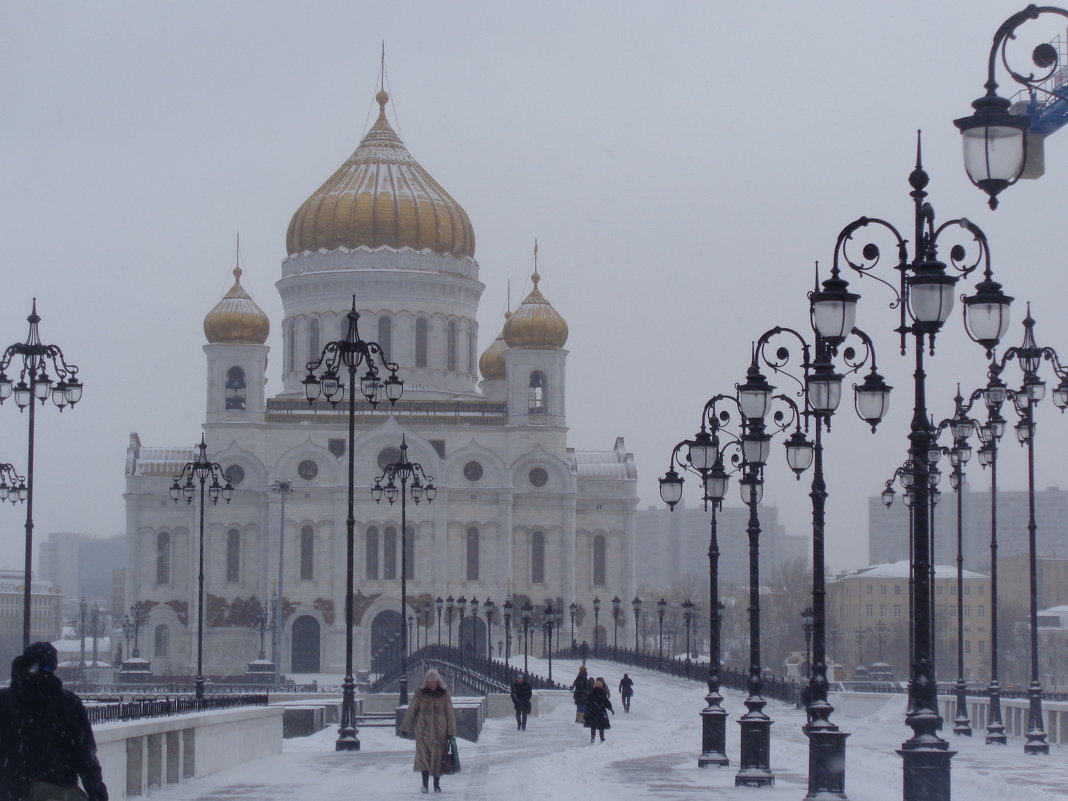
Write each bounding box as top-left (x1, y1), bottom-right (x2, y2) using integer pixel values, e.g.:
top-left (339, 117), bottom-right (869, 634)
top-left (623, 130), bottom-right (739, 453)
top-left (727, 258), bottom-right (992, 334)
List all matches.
top-left (509, 446), bottom-right (576, 495)
top-left (276, 438), bottom-right (345, 487)
top-left (442, 441), bottom-right (510, 488)
top-left (210, 442), bottom-right (269, 492)
top-left (353, 419), bottom-right (442, 482)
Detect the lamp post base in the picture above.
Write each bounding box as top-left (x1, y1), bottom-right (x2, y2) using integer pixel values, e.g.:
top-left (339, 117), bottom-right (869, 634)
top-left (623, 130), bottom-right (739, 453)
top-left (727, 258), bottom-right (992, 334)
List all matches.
top-left (897, 742), bottom-right (955, 801)
top-left (735, 700), bottom-right (774, 788)
top-left (698, 688), bottom-right (729, 768)
top-left (804, 724), bottom-right (849, 800)
top-left (952, 680), bottom-right (971, 736)
top-left (399, 676), bottom-right (409, 707)
top-left (986, 685), bottom-right (1006, 745)
top-left (336, 676), bottom-right (361, 752)
top-left (194, 676), bottom-right (205, 701)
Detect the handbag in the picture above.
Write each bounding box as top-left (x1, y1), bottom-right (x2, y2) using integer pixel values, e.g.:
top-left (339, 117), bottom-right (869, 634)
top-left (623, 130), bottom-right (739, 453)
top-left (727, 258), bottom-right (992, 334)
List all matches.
top-left (28, 783), bottom-right (89, 801)
top-left (440, 735), bottom-right (461, 775)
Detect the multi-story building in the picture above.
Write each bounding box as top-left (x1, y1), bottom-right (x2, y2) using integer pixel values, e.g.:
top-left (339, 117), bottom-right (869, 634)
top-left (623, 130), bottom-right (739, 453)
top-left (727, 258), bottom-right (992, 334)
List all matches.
top-left (38, 531), bottom-right (126, 615)
top-left (0, 569), bottom-right (63, 669)
top-left (123, 86), bottom-right (638, 679)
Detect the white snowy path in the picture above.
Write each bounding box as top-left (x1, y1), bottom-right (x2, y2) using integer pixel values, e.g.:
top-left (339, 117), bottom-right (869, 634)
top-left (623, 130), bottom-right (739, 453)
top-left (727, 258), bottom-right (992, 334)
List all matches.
top-left (151, 658), bottom-right (1068, 800)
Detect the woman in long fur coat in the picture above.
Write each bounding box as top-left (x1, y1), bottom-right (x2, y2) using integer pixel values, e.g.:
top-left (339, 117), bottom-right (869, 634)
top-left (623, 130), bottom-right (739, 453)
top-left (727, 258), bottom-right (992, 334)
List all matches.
top-left (401, 669), bottom-right (457, 793)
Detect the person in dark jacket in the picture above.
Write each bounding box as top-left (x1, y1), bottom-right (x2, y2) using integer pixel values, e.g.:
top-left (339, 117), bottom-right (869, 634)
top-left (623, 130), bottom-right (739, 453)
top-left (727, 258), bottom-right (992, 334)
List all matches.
top-left (583, 677), bottom-right (614, 742)
top-left (510, 673), bottom-right (533, 730)
top-left (0, 642), bottom-right (109, 801)
top-left (618, 673), bottom-right (634, 713)
top-left (569, 665), bottom-right (591, 724)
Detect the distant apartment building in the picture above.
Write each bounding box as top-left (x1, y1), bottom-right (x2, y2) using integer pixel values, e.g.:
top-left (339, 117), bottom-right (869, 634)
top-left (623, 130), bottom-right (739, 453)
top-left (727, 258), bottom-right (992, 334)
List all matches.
top-left (0, 569), bottom-right (63, 669)
top-left (38, 531), bottom-right (126, 615)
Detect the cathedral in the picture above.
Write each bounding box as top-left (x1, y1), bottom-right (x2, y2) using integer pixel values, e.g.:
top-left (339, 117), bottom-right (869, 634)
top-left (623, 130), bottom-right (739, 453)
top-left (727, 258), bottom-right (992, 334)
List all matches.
top-left (123, 87), bottom-right (638, 678)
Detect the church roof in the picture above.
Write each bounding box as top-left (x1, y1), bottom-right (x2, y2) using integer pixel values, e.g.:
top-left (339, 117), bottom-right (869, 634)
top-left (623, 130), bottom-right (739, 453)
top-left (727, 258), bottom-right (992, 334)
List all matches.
top-left (203, 267), bottom-right (270, 345)
top-left (502, 271), bottom-right (568, 349)
top-left (286, 90), bottom-right (476, 258)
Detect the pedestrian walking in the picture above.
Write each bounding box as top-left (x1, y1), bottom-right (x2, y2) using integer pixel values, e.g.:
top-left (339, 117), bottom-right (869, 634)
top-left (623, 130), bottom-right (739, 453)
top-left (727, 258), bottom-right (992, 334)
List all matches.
top-left (400, 669), bottom-right (457, 794)
top-left (0, 641), bottom-right (109, 801)
top-left (583, 677), bottom-right (614, 742)
top-left (570, 665), bottom-right (591, 724)
top-left (618, 673), bottom-right (634, 713)
top-left (510, 673), bottom-right (532, 730)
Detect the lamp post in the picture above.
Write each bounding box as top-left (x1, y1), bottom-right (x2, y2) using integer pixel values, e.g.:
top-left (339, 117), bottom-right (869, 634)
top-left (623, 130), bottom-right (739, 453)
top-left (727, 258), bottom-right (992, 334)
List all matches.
top-left (436, 596), bottom-right (444, 646)
top-left (171, 435), bottom-right (235, 700)
top-left (801, 607), bottom-right (814, 677)
top-left (76, 598), bottom-right (88, 668)
top-left (407, 615), bottom-right (414, 657)
top-left (457, 596), bottom-right (468, 663)
top-left (125, 603), bottom-right (149, 660)
top-left (837, 142), bottom-right (1013, 800)
top-left (90, 603), bottom-right (102, 668)
top-left (446, 596), bottom-right (456, 648)
top-left (611, 596), bottom-right (621, 655)
top-left (855, 628), bottom-right (867, 670)
top-left (658, 598), bottom-right (667, 661)
top-left (569, 602), bottom-right (577, 649)
top-left (989, 307), bottom-right (1068, 754)
top-left (592, 596), bottom-right (601, 651)
top-left (631, 597), bottom-right (642, 652)
top-left (269, 478), bottom-right (293, 686)
top-left (372, 435), bottom-right (436, 707)
top-left (250, 601), bottom-right (273, 661)
top-left (520, 601), bottom-right (533, 673)
top-left (470, 596), bottom-right (480, 657)
top-left (0, 301), bottom-right (84, 648)
top-left (484, 598), bottom-right (495, 659)
top-left (0, 463), bottom-right (27, 507)
top-left (424, 602), bottom-right (432, 652)
top-left (682, 600), bottom-right (695, 662)
top-left (503, 598), bottom-right (513, 665)
top-left (955, 5), bottom-right (1068, 208)
top-left (544, 603), bottom-right (556, 680)
top-left (303, 295), bottom-right (402, 751)
top-left (874, 619), bottom-right (889, 664)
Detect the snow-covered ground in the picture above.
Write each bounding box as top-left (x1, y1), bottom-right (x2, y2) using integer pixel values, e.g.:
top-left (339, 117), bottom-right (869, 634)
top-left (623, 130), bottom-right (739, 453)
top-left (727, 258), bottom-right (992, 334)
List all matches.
top-left (149, 656), bottom-right (1068, 800)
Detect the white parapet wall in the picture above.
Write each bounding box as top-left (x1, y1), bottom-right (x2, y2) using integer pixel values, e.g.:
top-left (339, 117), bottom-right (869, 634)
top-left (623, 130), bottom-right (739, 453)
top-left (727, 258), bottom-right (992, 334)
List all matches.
top-left (92, 705), bottom-right (283, 801)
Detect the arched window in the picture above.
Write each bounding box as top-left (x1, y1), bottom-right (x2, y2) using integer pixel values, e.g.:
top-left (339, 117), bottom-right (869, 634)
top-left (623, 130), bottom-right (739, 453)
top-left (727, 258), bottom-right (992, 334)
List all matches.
top-left (365, 527), bottom-right (379, 580)
top-left (300, 526), bottom-right (314, 580)
top-left (308, 318), bottom-right (320, 362)
top-left (466, 527), bottom-right (479, 581)
top-left (528, 371), bottom-right (546, 414)
top-left (154, 624), bottom-right (170, 658)
top-left (531, 531), bottom-right (545, 584)
top-left (225, 367), bottom-right (247, 411)
top-left (593, 535), bottom-right (607, 586)
top-left (226, 529), bottom-right (241, 583)
top-left (384, 527), bottom-right (398, 580)
top-left (447, 320), bottom-right (458, 371)
top-left (156, 532), bottom-right (170, 586)
top-left (415, 318), bottom-right (429, 368)
top-left (378, 316), bottom-right (392, 360)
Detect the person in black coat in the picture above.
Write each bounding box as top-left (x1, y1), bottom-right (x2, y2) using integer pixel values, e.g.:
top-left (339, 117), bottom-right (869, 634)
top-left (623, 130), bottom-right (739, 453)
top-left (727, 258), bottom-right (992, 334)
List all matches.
top-left (569, 665), bottom-right (591, 724)
top-left (510, 673), bottom-right (533, 730)
top-left (618, 673), bottom-right (634, 713)
top-left (583, 677), bottom-right (614, 742)
top-left (0, 642), bottom-right (109, 801)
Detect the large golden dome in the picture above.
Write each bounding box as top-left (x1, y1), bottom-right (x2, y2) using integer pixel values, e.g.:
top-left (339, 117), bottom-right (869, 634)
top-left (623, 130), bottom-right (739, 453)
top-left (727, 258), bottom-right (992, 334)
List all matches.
top-left (204, 267), bottom-right (270, 344)
top-left (286, 90), bottom-right (476, 258)
top-left (478, 313), bottom-right (510, 380)
top-left (502, 273), bottom-right (568, 349)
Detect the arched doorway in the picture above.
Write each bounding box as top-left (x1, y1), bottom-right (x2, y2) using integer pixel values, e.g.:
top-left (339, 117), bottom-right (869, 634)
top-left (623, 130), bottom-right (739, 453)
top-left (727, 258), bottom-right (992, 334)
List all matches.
top-left (370, 610), bottom-right (404, 675)
top-left (291, 615), bottom-right (321, 673)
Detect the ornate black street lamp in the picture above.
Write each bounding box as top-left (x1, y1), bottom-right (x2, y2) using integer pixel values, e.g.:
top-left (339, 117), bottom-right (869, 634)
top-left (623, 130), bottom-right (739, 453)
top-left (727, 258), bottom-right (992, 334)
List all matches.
top-left (436, 596), bottom-right (444, 646)
top-left (855, 628), bottom-right (868, 670)
top-left (503, 597), bottom-right (513, 665)
top-left (124, 604), bottom-right (149, 660)
top-left (446, 596), bottom-right (456, 648)
top-left (423, 602), bottom-right (432, 651)
top-left (470, 596), bottom-right (480, 657)
top-left (75, 598), bottom-right (88, 668)
top-left (457, 596), bottom-right (468, 663)
top-left (569, 602), bottom-right (577, 649)
top-left (837, 142), bottom-right (1013, 800)
top-left (554, 607), bottom-right (563, 654)
top-left (544, 603), bottom-right (556, 680)
top-left (801, 607), bottom-right (814, 676)
top-left (0, 301), bottom-right (84, 647)
top-left (520, 601), bottom-right (533, 673)
top-left (592, 596), bottom-right (601, 650)
top-left (484, 598), bottom-right (495, 659)
top-left (611, 596), bottom-right (621, 654)
top-left (632, 597), bottom-right (643, 652)
top-left (0, 463), bottom-right (27, 506)
top-left (372, 435), bottom-right (436, 707)
top-left (955, 5), bottom-right (1068, 208)
top-left (250, 601), bottom-right (273, 661)
top-left (304, 295), bottom-right (402, 751)
top-left (658, 598), bottom-right (667, 660)
top-left (407, 615), bottom-right (414, 656)
top-left (171, 435), bottom-right (234, 700)
top-left (989, 307), bottom-right (1068, 753)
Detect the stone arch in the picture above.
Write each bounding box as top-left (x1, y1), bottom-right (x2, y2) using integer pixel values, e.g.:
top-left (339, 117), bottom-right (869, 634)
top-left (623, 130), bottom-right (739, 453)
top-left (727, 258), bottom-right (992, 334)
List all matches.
top-left (291, 615), bottom-right (321, 673)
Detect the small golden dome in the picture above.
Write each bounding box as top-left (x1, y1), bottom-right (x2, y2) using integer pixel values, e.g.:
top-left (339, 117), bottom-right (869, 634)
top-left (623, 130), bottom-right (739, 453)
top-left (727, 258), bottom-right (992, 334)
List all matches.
top-left (502, 273), bottom-right (568, 349)
top-left (286, 90), bottom-right (476, 258)
top-left (479, 313), bottom-right (510, 380)
top-left (204, 267), bottom-right (270, 344)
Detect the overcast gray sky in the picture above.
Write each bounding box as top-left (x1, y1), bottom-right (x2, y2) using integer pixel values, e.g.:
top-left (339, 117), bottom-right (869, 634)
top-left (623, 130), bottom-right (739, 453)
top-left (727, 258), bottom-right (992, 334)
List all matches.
top-left (2, 1), bottom-right (1067, 574)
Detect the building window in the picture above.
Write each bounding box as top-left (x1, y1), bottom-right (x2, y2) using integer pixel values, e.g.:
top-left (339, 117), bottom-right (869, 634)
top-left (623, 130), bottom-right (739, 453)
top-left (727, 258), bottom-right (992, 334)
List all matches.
top-left (528, 467), bottom-right (548, 488)
top-left (865, 585), bottom-right (873, 596)
top-left (879, 605), bottom-right (886, 617)
top-left (308, 318), bottom-right (320, 362)
top-left (964, 605), bottom-right (971, 617)
top-left (979, 640), bottom-right (986, 654)
top-left (880, 585), bottom-right (887, 595)
top-left (154, 624), bottom-right (170, 658)
top-left (865, 604), bottom-right (873, 617)
top-left (225, 366), bottom-right (247, 410)
top-left (936, 585), bottom-right (943, 596)
top-left (593, 535), bottom-right (606, 586)
top-left (528, 371), bottom-right (546, 414)
top-left (300, 526), bottom-right (314, 580)
top-left (415, 318), bottom-right (428, 367)
top-left (366, 527), bottom-right (379, 580)
top-left (531, 531), bottom-right (545, 584)
top-left (384, 527), bottom-right (397, 580)
top-left (964, 640), bottom-right (971, 653)
top-left (156, 532), bottom-right (171, 586)
top-left (447, 320), bottom-right (458, 371)
top-left (894, 585), bottom-right (902, 595)
top-left (378, 316), bottom-right (392, 359)
top-left (964, 585), bottom-right (971, 595)
top-left (978, 605), bottom-right (985, 617)
top-left (894, 604), bottom-right (902, 617)
top-left (978, 585), bottom-right (985, 596)
top-left (466, 527), bottom-right (479, 581)
top-left (226, 529), bottom-right (241, 583)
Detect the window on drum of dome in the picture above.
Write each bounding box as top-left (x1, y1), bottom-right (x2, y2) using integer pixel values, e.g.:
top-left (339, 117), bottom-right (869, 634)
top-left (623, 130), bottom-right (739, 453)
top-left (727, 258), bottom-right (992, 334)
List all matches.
top-left (447, 320), bottom-right (458, 371)
top-left (593, 535), bottom-right (606, 586)
top-left (225, 366), bottom-right (246, 410)
top-left (301, 526), bottom-right (314, 580)
top-left (308, 318), bottom-right (320, 363)
top-left (378, 316), bottom-right (392, 360)
top-left (416, 318), bottom-right (428, 368)
top-left (154, 624), bottom-right (170, 658)
top-left (226, 529), bottom-right (241, 583)
top-left (384, 526), bottom-right (397, 580)
top-left (531, 531), bottom-right (545, 584)
top-left (466, 527), bottom-right (479, 581)
top-left (528, 372), bottom-right (546, 414)
top-left (366, 527), bottom-right (379, 580)
top-left (156, 532), bottom-right (171, 586)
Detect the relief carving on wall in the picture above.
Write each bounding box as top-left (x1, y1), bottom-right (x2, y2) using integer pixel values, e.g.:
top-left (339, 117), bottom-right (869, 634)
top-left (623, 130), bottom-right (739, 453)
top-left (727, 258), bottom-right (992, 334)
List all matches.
top-left (313, 598), bottom-right (335, 625)
top-left (164, 600), bottom-right (188, 626)
top-left (352, 590), bottom-right (381, 626)
top-left (205, 594), bottom-right (267, 627)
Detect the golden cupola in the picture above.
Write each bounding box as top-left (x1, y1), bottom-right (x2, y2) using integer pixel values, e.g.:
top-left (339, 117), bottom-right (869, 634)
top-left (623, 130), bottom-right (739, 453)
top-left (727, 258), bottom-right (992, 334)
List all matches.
top-left (204, 267), bottom-right (270, 344)
top-left (478, 312), bottom-right (510, 380)
top-left (286, 90), bottom-right (476, 258)
top-left (502, 272), bottom-right (568, 349)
